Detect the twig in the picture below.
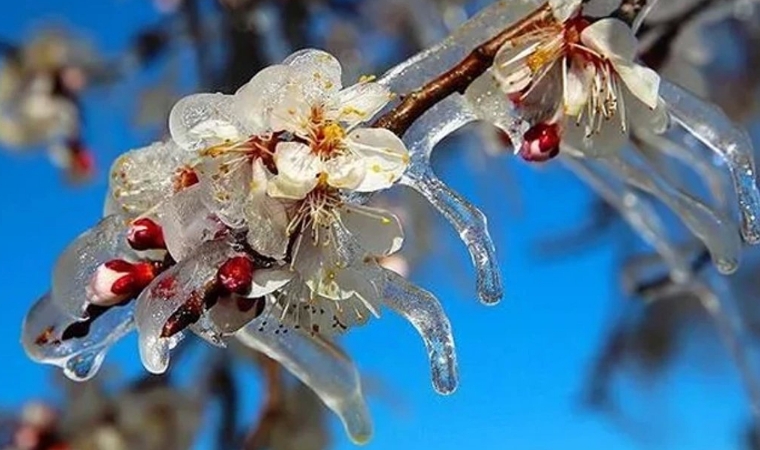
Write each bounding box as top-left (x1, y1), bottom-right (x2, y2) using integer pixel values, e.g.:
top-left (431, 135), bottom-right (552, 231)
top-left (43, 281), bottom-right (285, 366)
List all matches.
top-left (372, 3), bottom-right (554, 136)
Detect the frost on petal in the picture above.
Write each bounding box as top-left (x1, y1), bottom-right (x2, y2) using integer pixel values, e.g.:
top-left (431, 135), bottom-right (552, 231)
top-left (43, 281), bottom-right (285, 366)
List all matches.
top-left (22, 294), bottom-right (134, 381)
top-left (245, 161), bottom-right (290, 259)
top-left (169, 93), bottom-right (246, 153)
top-left (493, 41), bottom-right (542, 95)
top-left (660, 79), bottom-right (760, 244)
top-left (108, 141), bottom-right (189, 218)
top-left (52, 215), bottom-right (133, 319)
top-left (283, 49), bottom-right (343, 101)
top-left (330, 82), bottom-right (392, 128)
top-left (233, 64), bottom-right (292, 131)
top-left (382, 268), bottom-right (458, 395)
top-left (337, 204), bottom-right (404, 256)
top-left (580, 18), bottom-right (638, 62)
top-left (345, 128), bottom-right (409, 192)
top-left (150, 185), bottom-right (225, 262)
top-left (269, 142), bottom-right (321, 199)
top-left (135, 240), bottom-right (234, 374)
top-left (196, 156), bottom-right (251, 229)
top-left (235, 318), bottom-right (373, 444)
top-left (269, 86), bottom-right (313, 137)
top-left (323, 153), bottom-right (365, 190)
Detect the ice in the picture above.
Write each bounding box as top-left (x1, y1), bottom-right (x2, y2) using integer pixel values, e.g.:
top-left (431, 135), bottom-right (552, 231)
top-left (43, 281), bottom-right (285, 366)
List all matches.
top-left (51, 215), bottom-right (134, 319)
top-left (235, 317), bottom-right (372, 444)
top-left (22, 293), bottom-right (135, 381)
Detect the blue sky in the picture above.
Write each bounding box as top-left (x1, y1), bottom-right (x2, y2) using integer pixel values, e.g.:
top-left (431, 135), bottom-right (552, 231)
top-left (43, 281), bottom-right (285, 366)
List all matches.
top-left (0, 1), bottom-right (752, 449)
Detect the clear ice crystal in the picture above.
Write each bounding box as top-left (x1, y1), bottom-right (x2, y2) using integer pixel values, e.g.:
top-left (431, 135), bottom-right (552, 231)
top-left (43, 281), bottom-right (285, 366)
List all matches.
top-left (52, 215), bottom-right (134, 319)
top-left (135, 239), bottom-right (234, 374)
top-left (599, 150), bottom-right (742, 274)
top-left (382, 268), bottom-right (458, 394)
top-left (22, 293), bottom-right (135, 381)
top-left (660, 80), bottom-right (760, 245)
top-left (235, 317), bottom-right (373, 444)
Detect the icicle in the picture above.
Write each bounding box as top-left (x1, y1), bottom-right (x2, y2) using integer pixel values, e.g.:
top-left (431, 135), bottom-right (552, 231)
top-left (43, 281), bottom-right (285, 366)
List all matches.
top-left (22, 293), bottom-right (135, 381)
top-left (562, 156), bottom-right (692, 281)
top-left (599, 150), bottom-right (742, 274)
top-left (660, 80), bottom-right (760, 244)
top-left (235, 318), bottom-right (372, 444)
top-left (382, 268), bottom-right (458, 394)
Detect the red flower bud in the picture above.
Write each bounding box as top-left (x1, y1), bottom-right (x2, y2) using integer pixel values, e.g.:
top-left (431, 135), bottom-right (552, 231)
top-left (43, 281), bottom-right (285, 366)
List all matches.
top-left (86, 259), bottom-right (157, 306)
top-left (520, 122), bottom-right (561, 163)
top-left (127, 218), bottom-right (166, 250)
top-left (217, 256), bottom-right (254, 295)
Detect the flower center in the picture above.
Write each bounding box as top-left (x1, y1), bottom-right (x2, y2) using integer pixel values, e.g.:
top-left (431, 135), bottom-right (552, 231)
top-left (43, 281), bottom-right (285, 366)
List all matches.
top-left (287, 185), bottom-right (342, 242)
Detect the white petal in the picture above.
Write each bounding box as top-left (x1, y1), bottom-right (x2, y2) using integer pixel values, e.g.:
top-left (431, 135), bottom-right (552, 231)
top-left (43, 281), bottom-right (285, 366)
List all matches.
top-left (338, 204), bottom-right (404, 256)
top-left (563, 61), bottom-right (593, 116)
top-left (269, 85), bottom-right (314, 137)
top-left (108, 140), bottom-right (189, 218)
top-left (345, 128), bottom-right (409, 192)
top-left (581, 18), bottom-right (638, 62)
top-left (248, 268), bottom-right (295, 297)
top-left (550, 0), bottom-right (582, 22)
top-left (233, 64), bottom-right (293, 131)
top-left (284, 49), bottom-right (343, 98)
top-left (323, 153), bottom-right (366, 190)
top-left (493, 41), bottom-right (542, 95)
top-left (197, 156), bottom-right (251, 229)
top-left (169, 93), bottom-right (246, 153)
top-left (245, 159), bottom-right (291, 259)
top-left (615, 62), bottom-right (661, 110)
top-left (269, 142), bottom-right (321, 199)
top-left (329, 82), bottom-right (392, 128)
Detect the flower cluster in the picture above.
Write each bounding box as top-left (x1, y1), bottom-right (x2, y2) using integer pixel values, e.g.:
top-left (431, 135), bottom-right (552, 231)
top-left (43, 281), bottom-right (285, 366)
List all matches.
top-left (24, 50), bottom-right (456, 444)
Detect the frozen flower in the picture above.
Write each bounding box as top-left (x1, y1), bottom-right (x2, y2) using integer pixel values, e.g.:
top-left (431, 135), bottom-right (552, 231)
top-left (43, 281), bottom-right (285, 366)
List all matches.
top-left (492, 0), bottom-right (666, 159)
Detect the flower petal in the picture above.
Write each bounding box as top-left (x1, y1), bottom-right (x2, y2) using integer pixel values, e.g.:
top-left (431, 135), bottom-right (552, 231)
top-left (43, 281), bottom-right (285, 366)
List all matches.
top-left (269, 85), bottom-right (313, 137)
top-left (329, 82), bottom-right (392, 128)
top-left (269, 142), bottom-right (321, 199)
top-left (493, 41), bottom-right (542, 95)
top-left (196, 155), bottom-right (251, 229)
top-left (563, 60), bottom-right (593, 116)
top-left (169, 93), bottom-right (246, 153)
top-left (615, 62), bottom-right (661, 110)
top-left (283, 49), bottom-right (343, 99)
top-left (108, 141), bottom-right (190, 218)
top-left (338, 204), bottom-right (404, 256)
top-left (581, 18), bottom-right (638, 63)
top-left (345, 128), bottom-right (409, 192)
top-left (233, 64), bottom-right (293, 131)
top-left (245, 160), bottom-right (291, 259)
top-left (248, 268), bottom-right (295, 297)
top-left (323, 153), bottom-right (366, 190)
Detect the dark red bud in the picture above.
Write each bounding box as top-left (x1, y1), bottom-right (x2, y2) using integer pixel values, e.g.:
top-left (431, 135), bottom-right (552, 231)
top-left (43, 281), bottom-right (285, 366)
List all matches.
top-left (217, 256), bottom-right (254, 295)
top-left (127, 218), bottom-right (167, 250)
top-left (520, 122), bottom-right (561, 163)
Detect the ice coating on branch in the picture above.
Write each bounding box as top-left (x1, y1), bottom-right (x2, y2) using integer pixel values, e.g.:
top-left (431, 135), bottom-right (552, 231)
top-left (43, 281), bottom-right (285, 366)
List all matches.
top-left (562, 156), bottom-right (692, 280)
top-left (599, 150), bottom-right (742, 274)
top-left (235, 319), bottom-right (373, 444)
top-left (22, 294), bottom-right (135, 381)
top-left (660, 80), bottom-right (760, 245)
top-left (135, 240), bottom-right (234, 374)
top-left (382, 268), bottom-right (458, 394)
top-left (52, 215), bottom-right (134, 318)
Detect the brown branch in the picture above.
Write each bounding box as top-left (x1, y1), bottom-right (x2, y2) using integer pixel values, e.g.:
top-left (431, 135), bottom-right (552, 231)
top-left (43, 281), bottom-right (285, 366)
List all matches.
top-left (243, 355), bottom-right (285, 450)
top-left (372, 3), bottom-right (554, 136)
